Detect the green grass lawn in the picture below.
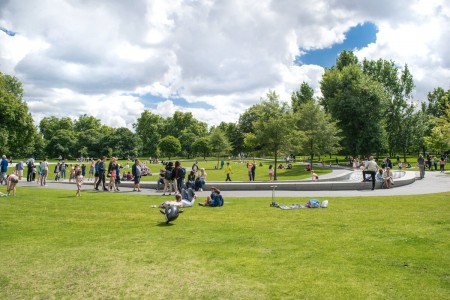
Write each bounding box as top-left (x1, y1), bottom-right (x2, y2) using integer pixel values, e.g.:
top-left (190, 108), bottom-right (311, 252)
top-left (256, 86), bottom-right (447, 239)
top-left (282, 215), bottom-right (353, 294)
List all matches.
top-left (0, 187), bottom-right (449, 299)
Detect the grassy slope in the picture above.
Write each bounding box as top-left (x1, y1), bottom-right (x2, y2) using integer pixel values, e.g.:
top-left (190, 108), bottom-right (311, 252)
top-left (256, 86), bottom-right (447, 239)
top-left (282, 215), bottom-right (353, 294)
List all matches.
top-left (0, 188), bottom-right (449, 299)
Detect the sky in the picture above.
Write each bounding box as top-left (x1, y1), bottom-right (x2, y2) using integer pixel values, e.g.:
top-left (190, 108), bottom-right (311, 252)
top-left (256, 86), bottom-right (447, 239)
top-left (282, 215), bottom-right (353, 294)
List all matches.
top-left (1, 0), bottom-right (449, 129)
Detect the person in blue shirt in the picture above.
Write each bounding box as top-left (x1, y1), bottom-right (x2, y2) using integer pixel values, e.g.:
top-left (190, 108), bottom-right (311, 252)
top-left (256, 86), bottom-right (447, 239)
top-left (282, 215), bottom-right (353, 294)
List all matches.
top-left (1, 155), bottom-right (9, 185)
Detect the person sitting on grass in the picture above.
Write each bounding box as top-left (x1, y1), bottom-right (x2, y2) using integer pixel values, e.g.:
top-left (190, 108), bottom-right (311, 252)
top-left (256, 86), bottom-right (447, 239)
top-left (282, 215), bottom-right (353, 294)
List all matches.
top-left (6, 173), bottom-right (19, 196)
top-left (199, 187), bottom-right (224, 207)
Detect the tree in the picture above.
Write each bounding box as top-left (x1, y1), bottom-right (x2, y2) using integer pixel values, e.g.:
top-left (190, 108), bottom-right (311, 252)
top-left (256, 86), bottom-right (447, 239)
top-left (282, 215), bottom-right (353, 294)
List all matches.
top-left (158, 135), bottom-right (181, 160)
top-left (426, 87), bottom-right (450, 118)
top-left (321, 63), bottom-right (388, 157)
top-left (74, 114), bottom-right (101, 132)
top-left (192, 137), bottom-right (210, 159)
top-left (102, 128), bottom-right (143, 159)
top-left (0, 72), bottom-right (37, 157)
top-left (179, 131), bottom-right (197, 158)
top-left (294, 101), bottom-right (341, 162)
top-left (133, 110), bottom-right (163, 157)
top-left (252, 91), bottom-right (301, 180)
top-left (162, 111), bottom-right (207, 138)
top-left (238, 104), bottom-right (264, 134)
top-left (425, 102), bottom-right (450, 154)
top-left (39, 116), bottom-right (74, 141)
top-left (45, 129), bottom-right (78, 158)
top-left (209, 128), bottom-right (232, 168)
top-left (291, 81), bottom-right (314, 113)
top-left (77, 129), bottom-right (103, 158)
top-left (363, 59), bottom-right (415, 157)
top-left (216, 122), bottom-right (245, 156)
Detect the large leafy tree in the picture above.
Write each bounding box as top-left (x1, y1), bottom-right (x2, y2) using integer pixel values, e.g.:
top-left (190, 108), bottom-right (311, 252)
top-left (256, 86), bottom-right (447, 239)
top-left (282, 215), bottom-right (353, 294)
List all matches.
top-left (45, 129), bottom-right (78, 158)
top-left (291, 81), bottom-right (314, 113)
top-left (191, 137), bottom-right (210, 159)
top-left (1, 74), bottom-right (37, 156)
top-left (426, 87), bottom-right (450, 118)
top-left (252, 91), bottom-right (301, 180)
top-left (0, 72), bottom-right (37, 157)
top-left (362, 59), bottom-right (415, 157)
top-left (295, 100), bottom-right (341, 162)
top-left (209, 128), bottom-right (232, 168)
top-left (162, 111), bottom-right (207, 138)
top-left (102, 127), bottom-right (142, 159)
top-left (179, 131), bottom-right (197, 158)
top-left (74, 114), bottom-right (101, 132)
top-left (39, 116), bottom-right (74, 141)
top-left (158, 135), bottom-right (181, 160)
top-left (321, 58), bottom-right (388, 157)
top-left (133, 110), bottom-right (164, 157)
top-left (216, 122), bottom-right (245, 156)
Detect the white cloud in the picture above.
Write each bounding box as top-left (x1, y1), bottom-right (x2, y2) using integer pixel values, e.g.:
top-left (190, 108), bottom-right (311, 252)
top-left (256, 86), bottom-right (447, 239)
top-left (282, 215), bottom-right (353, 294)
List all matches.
top-left (1, 0), bottom-right (449, 129)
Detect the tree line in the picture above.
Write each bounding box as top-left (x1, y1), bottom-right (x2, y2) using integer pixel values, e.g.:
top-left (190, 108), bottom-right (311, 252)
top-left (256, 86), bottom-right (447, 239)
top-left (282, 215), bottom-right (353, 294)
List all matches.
top-left (1, 51), bottom-right (449, 167)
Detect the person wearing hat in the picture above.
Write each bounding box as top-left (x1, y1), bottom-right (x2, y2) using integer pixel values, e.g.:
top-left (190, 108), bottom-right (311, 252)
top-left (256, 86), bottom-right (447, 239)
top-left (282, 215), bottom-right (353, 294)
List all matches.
top-left (199, 187), bottom-right (223, 207)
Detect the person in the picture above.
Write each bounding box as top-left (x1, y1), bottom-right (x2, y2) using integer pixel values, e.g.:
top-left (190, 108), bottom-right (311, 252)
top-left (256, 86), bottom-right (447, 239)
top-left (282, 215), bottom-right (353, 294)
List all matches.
top-left (159, 194), bottom-right (183, 208)
top-left (191, 161), bottom-right (199, 174)
top-left (163, 162), bottom-right (174, 196)
top-left (247, 162), bottom-right (254, 181)
top-left (417, 154), bottom-right (425, 179)
top-left (81, 163), bottom-right (86, 177)
top-left (60, 162), bottom-right (66, 181)
top-left (93, 159), bottom-right (100, 186)
top-left (54, 162), bottom-right (61, 181)
top-left (440, 157), bottom-right (445, 173)
top-left (6, 173), bottom-right (19, 196)
top-left (362, 156), bottom-right (378, 190)
top-left (376, 168), bottom-right (384, 186)
top-left (16, 160), bottom-right (24, 180)
top-left (186, 170), bottom-right (196, 189)
top-left (173, 161), bottom-right (185, 193)
top-left (311, 171), bottom-right (319, 182)
top-left (108, 157), bottom-right (118, 192)
top-left (225, 162), bottom-right (232, 181)
top-left (26, 158), bottom-right (34, 182)
top-left (383, 167), bottom-right (394, 189)
top-left (156, 169), bottom-right (165, 191)
top-left (180, 187), bottom-right (196, 207)
top-left (199, 187), bottom-right (224, 207)
top-left (197, 168), bottom-right (207, 191)
top-left (220, 160), bottom-right (225, 169)
top-left (95, 156), bottom-right (107, 191)
top-left (251, 163), bottom-right (256, 181)
top-left (88, 159), bottom-right (95, 181)
top-left (306, 164), bottom-right (312, 171)
top-left (0, 155), bottom-right (8, 185)
top-left (268, 164), bottom-right (274, 181)
top-left (40, 158), bottom-right (49, 186)
top-left (132, 159), bottom-right (142, 192)
top-left (75, 170), bottom-right (84, 197)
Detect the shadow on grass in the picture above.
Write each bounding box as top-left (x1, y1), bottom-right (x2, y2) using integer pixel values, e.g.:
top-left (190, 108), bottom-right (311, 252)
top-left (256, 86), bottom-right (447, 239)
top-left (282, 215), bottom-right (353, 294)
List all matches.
top-left (156, 222), bottom-right (175, 227)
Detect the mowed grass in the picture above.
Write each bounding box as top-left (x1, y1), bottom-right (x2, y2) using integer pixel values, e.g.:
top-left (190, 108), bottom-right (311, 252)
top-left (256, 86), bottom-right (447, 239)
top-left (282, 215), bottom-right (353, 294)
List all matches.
top-left (0, 188), bottom-right (449, 299)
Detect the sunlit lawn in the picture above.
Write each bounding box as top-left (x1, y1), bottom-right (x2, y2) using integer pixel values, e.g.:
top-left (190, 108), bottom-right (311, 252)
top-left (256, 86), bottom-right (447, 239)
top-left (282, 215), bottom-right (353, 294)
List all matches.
top-left (0, 187), bottom-right (449, 299)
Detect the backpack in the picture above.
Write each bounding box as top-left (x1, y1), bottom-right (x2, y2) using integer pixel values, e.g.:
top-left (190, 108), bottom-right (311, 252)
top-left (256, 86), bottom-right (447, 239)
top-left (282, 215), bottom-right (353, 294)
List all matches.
top-left (178, 167), bottom-right (186, 179)
top-left (165, 169), bottom-right (172, 180)
top-left (216, 195), bottom-right (224, 207)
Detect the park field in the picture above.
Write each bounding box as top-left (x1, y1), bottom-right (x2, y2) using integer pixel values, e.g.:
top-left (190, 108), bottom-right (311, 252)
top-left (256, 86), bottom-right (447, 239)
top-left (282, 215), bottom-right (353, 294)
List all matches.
top-left (0, 187), bottom-right (449, 299)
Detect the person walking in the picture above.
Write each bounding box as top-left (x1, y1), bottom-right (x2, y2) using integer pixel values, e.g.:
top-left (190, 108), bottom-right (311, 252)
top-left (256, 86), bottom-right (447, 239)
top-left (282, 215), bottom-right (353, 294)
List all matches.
top-left (417, 154), bottom-right (425, 179)
top-left (225, 162), bottom-right (232, 181)
top-left (95, 156), bottom-right (107, 191)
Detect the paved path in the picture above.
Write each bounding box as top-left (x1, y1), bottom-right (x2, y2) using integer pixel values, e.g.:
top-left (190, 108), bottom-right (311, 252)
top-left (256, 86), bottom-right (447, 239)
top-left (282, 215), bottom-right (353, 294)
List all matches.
top-left (15, 169), bottom-right (450, 198)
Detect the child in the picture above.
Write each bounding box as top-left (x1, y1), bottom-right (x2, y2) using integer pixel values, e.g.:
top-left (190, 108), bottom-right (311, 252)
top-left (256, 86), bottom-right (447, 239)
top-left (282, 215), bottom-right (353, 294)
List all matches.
top-left (268, 164), bottom-right (274, 181)
top-left (75, 170), bottom-right (84, 197)
top-left (6, 174), bottom-right (19, 196)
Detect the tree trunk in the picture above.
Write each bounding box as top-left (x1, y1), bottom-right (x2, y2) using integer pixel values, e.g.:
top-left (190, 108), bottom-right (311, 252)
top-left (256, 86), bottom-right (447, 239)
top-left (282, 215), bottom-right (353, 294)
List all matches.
top-left (274, 149), bottom-right (278, 181)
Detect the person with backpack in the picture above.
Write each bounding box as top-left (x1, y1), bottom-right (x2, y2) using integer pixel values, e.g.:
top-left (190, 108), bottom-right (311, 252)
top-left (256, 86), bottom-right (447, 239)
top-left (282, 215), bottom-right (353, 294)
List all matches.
top-left (173, 161), bottom-right (186, 193)
top-left (95, 156), bottom-right (107, 191)
top-left (163, 162), bottom-right (174, 196)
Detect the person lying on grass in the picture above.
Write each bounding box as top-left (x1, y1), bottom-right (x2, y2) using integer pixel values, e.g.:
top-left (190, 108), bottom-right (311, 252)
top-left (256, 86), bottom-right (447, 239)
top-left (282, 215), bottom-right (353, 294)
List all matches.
top-left (159, 188), bottom-right (197, 208)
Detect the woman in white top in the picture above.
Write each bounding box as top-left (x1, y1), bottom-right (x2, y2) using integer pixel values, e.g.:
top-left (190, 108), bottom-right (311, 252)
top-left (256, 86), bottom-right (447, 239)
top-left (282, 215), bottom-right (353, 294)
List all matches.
top-left (383, 167), bottom-right (394, 189)
top-left (198, 168), bottom-right (207, 191)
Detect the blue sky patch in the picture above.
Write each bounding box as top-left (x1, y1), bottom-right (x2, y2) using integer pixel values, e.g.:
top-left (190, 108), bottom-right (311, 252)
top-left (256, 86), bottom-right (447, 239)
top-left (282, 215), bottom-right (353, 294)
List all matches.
top-left (134, 93), bottom-right (214, 110)
top-left (295, 22), bottom-right (378, 68)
